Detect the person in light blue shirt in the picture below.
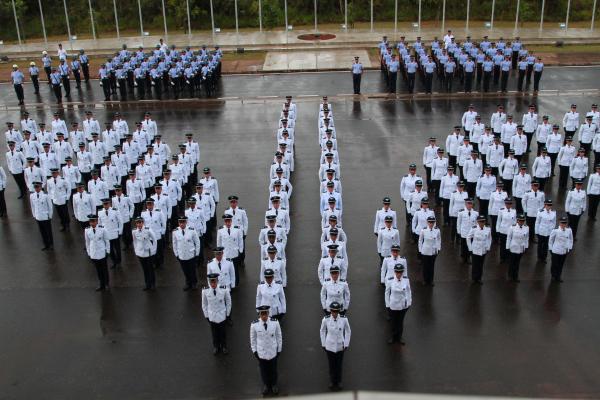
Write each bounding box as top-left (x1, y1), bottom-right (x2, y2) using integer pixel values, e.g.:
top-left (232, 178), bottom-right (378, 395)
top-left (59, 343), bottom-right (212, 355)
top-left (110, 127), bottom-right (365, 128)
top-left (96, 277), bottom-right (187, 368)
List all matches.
top-left (497, 38), bottom-right (506, 50)
top-left (493, 51), bottom-right (504, 85)
top-left (423, 55), bottom-right (436, 94)
top-left (480, 36), bottom-right (491, 52)
top-left (29, 62), bottom-right (40, 95)
top-left (78, 49), bottom-right (90, 83)
top-left (352, 56), bottom-right (363, 95)
top-left (135, 66), bottom-right (146, 99)
top-left (99, 64), bottom-right (111, 101)
top-left (500, 56), bottom-right (512, 92)
top-left (430, 37), bottom-right (440, 50)
top-left (533, 58), bottom-right (544, 92)
top-left (437, 50), bottom-right (448, 82)
top-left (42, 51), bottom-right (52, 83)
top-left (517, 56), bottom-right (528, 92)
top-left (169, 64), bottom-right (181, 99)
top-left (50, 67), bottom-right (62, 103)
top-left (475, 50), bottom-right (485, 86)
top-left (11, 65), bottom-right (25, 105)
top-left (58, 59), bottom-right (71, 97)
top-left (405, 56), bottom-right (418, 94)
top-left (71, 56), bottom-right (81, 89)
top-left (526, 54), bottom-right (536, 86)
top-left (387, 55), bottom-right (400, 93)
top-left (463, 57), bottom-right (475, 93)
top-left (511, 37), bottom-right (522, 69)
top-left (116, 64), bottom-right (127, 100)
top-left (444, 58), bottom-right (456, 92)
top-left (482, 56), bottom-right (494, 92)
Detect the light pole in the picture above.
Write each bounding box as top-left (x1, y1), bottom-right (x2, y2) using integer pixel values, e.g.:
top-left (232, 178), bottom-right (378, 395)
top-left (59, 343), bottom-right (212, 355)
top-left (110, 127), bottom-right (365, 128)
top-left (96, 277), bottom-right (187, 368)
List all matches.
top-left (11, 0), bottom-right (22, 46)
top-left (63, 0), bottom-right (73, 49)
top-left (539, 0), bottom-right (545, 33)
top-left (345, 0), bottom-right (348, 32)
top-left (314, 0), bottom-right (318, 32)
top-left (593, 0), bottom-right (598, 30)
top-left (88, 0), bottom-right (96, 40)
top-left (284, 0), bottom-right (288, 32)
top-left (113, 0), bottom-right (120, 39)
top-left (38, 0), bottom-right (48, 45)
top-left (394, 0), bottom-right (398, 34)
top-left (209, 0), bottom-right (215, 34)
top-left (186, 0), bottom-right (192, 42)
top-left (418, 0), bottom-right (422, 33)
top-left (514, 0), bottom-right (520, 32)
top-left (370, 0), bottom-right (373, 32)
top-left (234, 0), bottom-right (239, 35)
top-left (137, 0), bottom-right (144, 38)
top-left (466, 0), bottom-right (470, 32)
top-left (441, 0), bottom-right (446, 32)
top-left (259, 0), bottom-right (263, 32)
top-left (490, 0), bottom-right (495, 30)
top-left (161, 0), bottom-right (168, 41)
top-left (565, 0), bottom-right (572, 30)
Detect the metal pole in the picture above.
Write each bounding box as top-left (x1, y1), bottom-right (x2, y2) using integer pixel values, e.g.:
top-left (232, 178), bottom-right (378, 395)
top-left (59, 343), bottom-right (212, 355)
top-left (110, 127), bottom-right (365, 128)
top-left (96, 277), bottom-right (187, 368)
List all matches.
top-left (345, 0), bottom-right (348, 31)
top-left (113, 0), bottom-right (120, 39)
top-left (565, 0), bottom-right (571, 30)
top-left (466, 0), bottom-right (470, 32)
top-left (63, 0), bottom-right (73, 49)
top-left (209, 0), bottom-right (215, 33)
top-left (418, 0), bottom-right (422, 33)
top-left (394, 0), bottom-right (398, 34)
top-left (258, 0), bottom-right (263, 32)
top-left (234, 0), bottom-right (239, 35)
top-left (161, 0), bottom-right (168, 40)
top-left (314, 0), bottom-right (318, 32)
top-left (88, 0), bottom-right (96, 40)
top-left (38, 0), bottom-right (48, 45)
top-left (593, 0), bottom-right (598, 30)
top-left (284, 0), bottom-right (288, 31)
top-left (137, 0), bottom-right (144, 37)
top-left (539, 0), bottom-right (545, 33)
top-left (370, 0), bottom-right (373, 32)
top-left (11, 0), bottom-right (22, 46)
top-left (186, 0), bottom-right (192, 41)
top-left (514, 0), bottom-right (520, 32)
top-left (441, 0), bottom-right (446, 32)
top-left (490, 0), bottom-right (495, 30)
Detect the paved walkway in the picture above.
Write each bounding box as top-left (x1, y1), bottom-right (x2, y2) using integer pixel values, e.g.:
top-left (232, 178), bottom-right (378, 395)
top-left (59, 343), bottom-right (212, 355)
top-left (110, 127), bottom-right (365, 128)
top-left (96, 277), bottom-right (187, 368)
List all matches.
top-left (2, 25), bottom-right (600, 57)
top-left (263, 50), bottom-right (372, 71)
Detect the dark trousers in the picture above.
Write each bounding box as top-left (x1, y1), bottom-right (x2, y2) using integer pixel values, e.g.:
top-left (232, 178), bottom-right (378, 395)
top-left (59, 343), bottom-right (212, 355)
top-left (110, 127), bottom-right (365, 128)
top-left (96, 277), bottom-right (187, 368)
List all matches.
top-left (460, 237), bottom-right (470, 261)
top-left (589, 194), bottom-right (600, 219)
top-left (12, 172), bottom-right (27, 196)
top-left (567, 213), bottom-right (581, 239)
top-left (551, 252), bottom-right (567, 280)
top-left (526, 65), bottom-right (533, 85)
top-left (101, 78), bottom-right (111, 100)
top-left (533, 71), bottom-right (542, 91)
top-left (466, 182), bottom-right (476, 199)
top-left (155, 237), bottom-right (165, 267)
top-left (0, 189), bottom-right (6, 216)
top-left (448, 155), bottom-right (457, 169)
top-left (424, 72), bottom-right (433, 93)
top-left (44, 66), bottom-right (52, 82)
top-left (389, 308), bottom-right (409, 341)
top-left (210, 321), bottom-right (227, 349)
top-left (389, 71), bottom-right (397, 93)
top-left (37, 219), bottom-right (54, 247)
top-left (479, 199), bottom-right (489, 218)
top-left (536, 177), bottom-right (547, 192)
top-left (559, 165), bottom-right (570, 188)
top-left (464, 72), bottom-right (473, 92)
top-left (498, 233), bottom-right (509, 261)
top-left (549, 153), bottom-right (558, 174)
top-left (55, 203), bottom-right (70, 228)
top-left (508, 252), bottom-right (523, 280)
top-left (52, 84), bottom-right (62, 102)
top-left (471, 254), bottom-right (486, 281)
top-left (422, 254), bottom-right (437, 284)
top-left (118, 79), bottom-right (127, 100)
top-left (442, 198), bottom-right (451, 224)
top-left (136, 78), bottom-right (146, 99)
top-left (109, 238), bottom-right (122, 265)
top-left (483, 71), bottom-right (491, 92)
top-left (515, 197), bottom-right (523, 215)
top-left (537, 234), bottom-right (549, 260)
top-left (445, 72), bottom-right (453, 92)
top-left (490, 215), bottom-right (498, 240)
top-left (31, 75), bottom-right (40, 93)
top-left (178, 257), bottom-right (198, 288)
top-left (476, 64), bottom-right (483, 85)
top-left (14, 84), bottom-right (24, 103)
top-left (82, 63), bottom-right (90, 82)
top-left (62, 76), bottom-right (71, 96)
top-left (524, 131), bottom-right (534, 152)
top-left (517, 70), bottom-right (526, 91)
top-left (512, 51), bottom-right (519, 69)
top-left (258, 356), bottom-right (278, 389)
top-left (122, 222), bottom-right (132, 248)
top-left (232, 255), bottom-right (241, 286)
top-left (432, 180), bottom-right (441, 205)
top-left (326, 350), bottom-right (345, 385)
top-left (407, 72), bottom-right (415, 93)
top-left (500, 71), bottom-right (509, 92)
top-left (493, 65), bottom-right (500, 85)
top-left (139, 255), bottom-right (156, 289)
top-left (73, 70), bottom-right (81, 88)
top-left (449, 216), bottom-right (458, 240)
top-left (93, 257), bottom-right (110, 288)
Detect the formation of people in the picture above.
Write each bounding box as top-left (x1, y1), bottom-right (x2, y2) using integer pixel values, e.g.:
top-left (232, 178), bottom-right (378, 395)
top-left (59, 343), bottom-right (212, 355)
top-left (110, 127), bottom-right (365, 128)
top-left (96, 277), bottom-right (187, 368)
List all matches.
top-left (376, 32), bottom-right (545, 94)
top-left (9, 40), bottom-right (222, 106)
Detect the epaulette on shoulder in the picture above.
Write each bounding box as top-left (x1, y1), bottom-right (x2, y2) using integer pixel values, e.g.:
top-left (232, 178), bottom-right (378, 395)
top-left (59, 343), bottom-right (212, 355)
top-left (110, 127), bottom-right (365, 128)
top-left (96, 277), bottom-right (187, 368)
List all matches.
top-left (388, 277), bottom-right (394, 280)
top-left (219, 285), bottom-right (227, 289)
top-left (263, 257), bottom-right (268, 261)
top-left (340, 315), bottom-right (347, 318)
top-left (322, 256), bottom-right (327, 259)
top-left (253, 319), bottom-right (259, 323)
top-left (325, 315), bottom-right (331, 318)
top-left (339, 279), bottom-right (346, 282)
top-left (270, 317), bottom-right (278, 321)
top-left (276, 257), bottom-right (282, 260)
top-left (226, 258), bottom-right (232, 261)
top-left (324, 278), bottom-right (331, 282)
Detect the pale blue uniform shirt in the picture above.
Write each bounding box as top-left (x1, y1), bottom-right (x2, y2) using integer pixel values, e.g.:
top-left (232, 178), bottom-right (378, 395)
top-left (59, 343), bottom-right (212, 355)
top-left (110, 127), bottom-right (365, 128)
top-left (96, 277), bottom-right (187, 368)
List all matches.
top-left (58, 63), bottom-right (69, 76)
top-left (464, 60), bottom-right (475, 73)
top-left (29, 66), bottom-right (39, 76)
top-left (476, 53), bottom-right (485, 64)
top-left (50, 72), bottom-right (62, 85)
top-left (424, 61), bottom-right (436, 73)
top-left (11, 70), bottom-right (24, 84)
top-left (501, 60), bottom-right (511, 71)
top-left (534, 62), bottom-right (544, 72)
top-left (71, 60), bottom-right (80, 71)
top-left (497, 41), bottom-right (506, 50)
top-left (444, 61), bottom-right (456, 73)
top-left (42, 56), bottom-right (52, 68)
top-left (518, 61), bottom-right (528, 71)
top-left (388, 60), bottom-right (400, 73)
top-left (511, 42), bottom-right (522, 51)
top-left (480, 41), bottom-right (491, 51)
top-left (99, 68), bottom-right (109, 79)
top-left (79, 54), bottom-right (88, 64)
top-left (493, 54), bottom-right (504, 66)
top-left (483, 60), bottom-right (494, 72)
top-left (406, 61), bottom-right (417, 74)
top-left (352, 63), bottom-right (363, 74)
top-left (526, 55), bottom-right (536, 65)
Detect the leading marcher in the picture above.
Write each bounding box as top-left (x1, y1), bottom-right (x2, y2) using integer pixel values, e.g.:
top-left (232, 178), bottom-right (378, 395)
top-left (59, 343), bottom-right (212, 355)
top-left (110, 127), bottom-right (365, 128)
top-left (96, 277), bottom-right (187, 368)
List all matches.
top-left (250, 305), bottom-right (283, 396)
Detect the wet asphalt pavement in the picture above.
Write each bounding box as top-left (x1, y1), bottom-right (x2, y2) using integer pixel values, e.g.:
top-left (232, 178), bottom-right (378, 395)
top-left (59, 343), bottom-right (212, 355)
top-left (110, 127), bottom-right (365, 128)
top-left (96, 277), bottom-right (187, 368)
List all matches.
top-left (1, 66), bottom-right (600, 107)
top-left (1, 70), bottom-right (600, 399)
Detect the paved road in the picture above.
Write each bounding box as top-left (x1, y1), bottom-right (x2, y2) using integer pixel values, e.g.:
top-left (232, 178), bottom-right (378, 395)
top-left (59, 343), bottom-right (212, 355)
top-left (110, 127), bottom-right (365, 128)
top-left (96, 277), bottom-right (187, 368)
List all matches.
top-left (1, 92), bottom-right (600, 399)
top-left (1, 67), bottom-right (600, 108)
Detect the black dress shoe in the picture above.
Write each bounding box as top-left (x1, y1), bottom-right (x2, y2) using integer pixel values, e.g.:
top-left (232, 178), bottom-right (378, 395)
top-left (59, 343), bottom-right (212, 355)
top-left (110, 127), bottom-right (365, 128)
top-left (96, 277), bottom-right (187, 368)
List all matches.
top-left (387, 338), bottom-right (395, 344)
top-left (17, 194), bottom-right (24, 199)
top-left (143, 287), bottom-right (150, 291)
top-left (213, 347), bottom-right (219, 355)
top-left (183, 286), bottom-right (191, 291)
top-left (95, 286), bottom-right (104, 291)
top-left (262, 385), bottom-right (270, 396)
top-left (221, 347), bottom-right (228, 354)
top-left (41, 247), bottom-right (49, 251)
top-left (271, 385), bottom-right (279, 395)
